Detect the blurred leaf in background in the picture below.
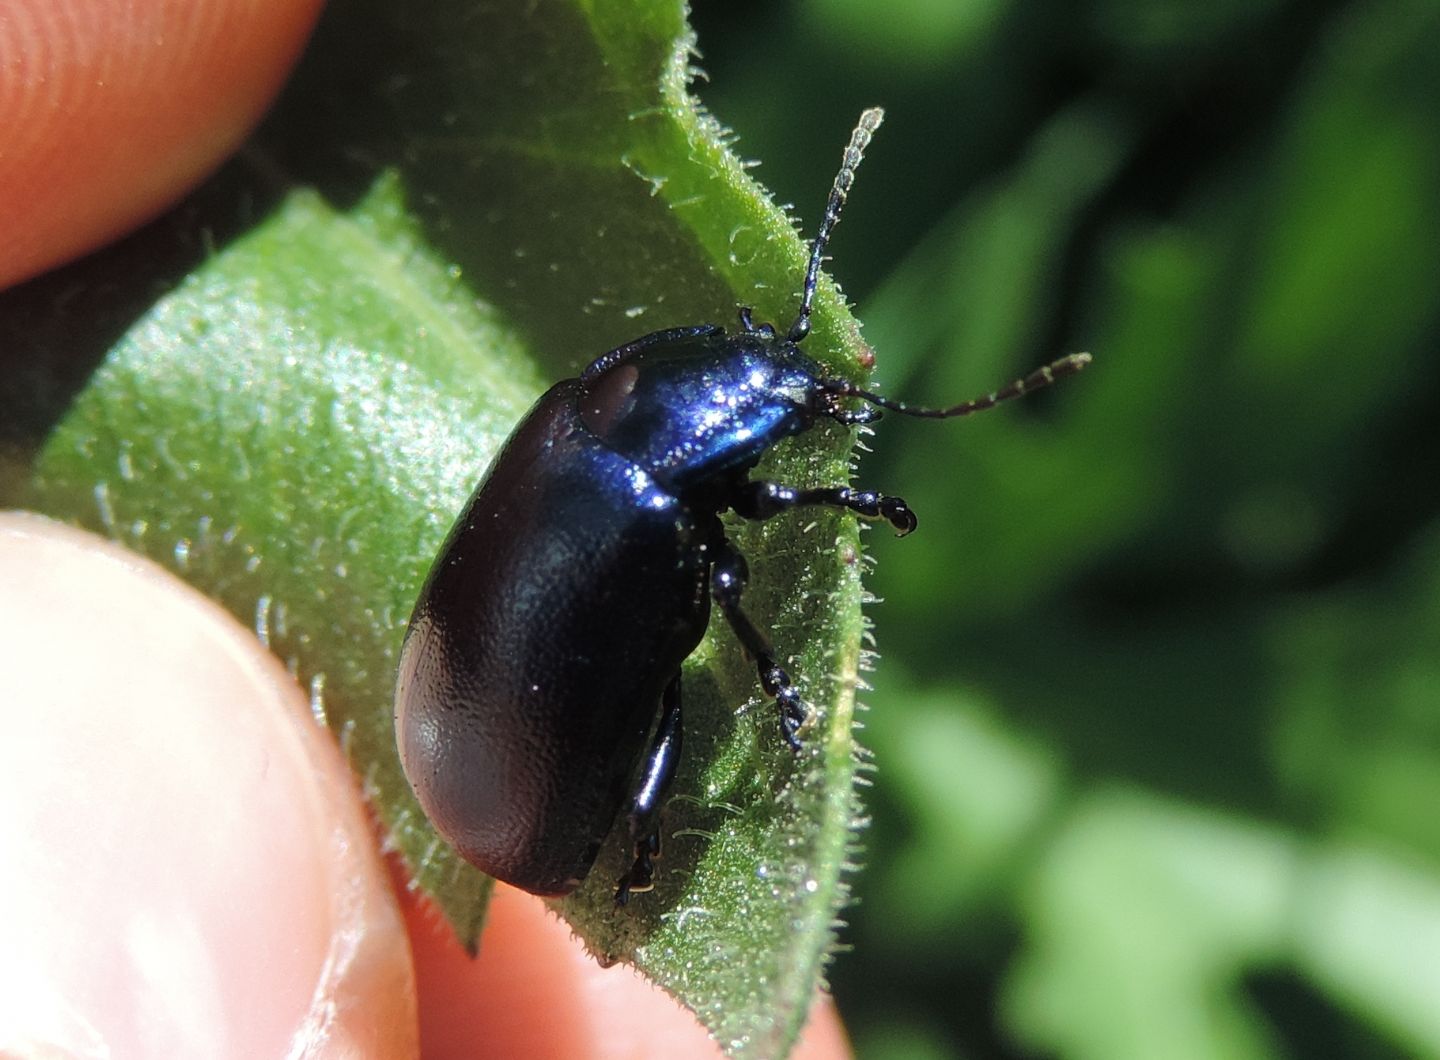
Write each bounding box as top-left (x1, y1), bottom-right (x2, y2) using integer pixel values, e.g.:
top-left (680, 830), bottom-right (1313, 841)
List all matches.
top-left (693, 0), bottom-right (1440, 1056)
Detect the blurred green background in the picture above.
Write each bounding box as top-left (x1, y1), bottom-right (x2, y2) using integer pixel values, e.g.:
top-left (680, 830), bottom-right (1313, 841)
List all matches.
top-left (691, 0), bottom-right (1440, 1057)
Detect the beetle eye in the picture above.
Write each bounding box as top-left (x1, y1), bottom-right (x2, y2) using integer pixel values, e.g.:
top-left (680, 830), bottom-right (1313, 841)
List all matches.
top-left (580, 362), bottom-right (640, 438)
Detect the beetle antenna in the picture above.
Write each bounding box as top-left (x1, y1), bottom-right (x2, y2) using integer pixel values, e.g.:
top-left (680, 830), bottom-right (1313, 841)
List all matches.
top-left (788, 107), bottom-right (885, 344)
top-left (834, 352), bottom-right (1092, 419)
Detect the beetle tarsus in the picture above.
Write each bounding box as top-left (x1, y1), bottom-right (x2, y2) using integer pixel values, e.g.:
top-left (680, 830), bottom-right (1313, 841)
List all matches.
top-left (880, 495), bottom-right (917, 536)
top-left (612, 674), bottom-right (683, 906)
top-left (770, 676), bottom-right (808, 752)
top-left (615, 832), bottom-right (661, 907)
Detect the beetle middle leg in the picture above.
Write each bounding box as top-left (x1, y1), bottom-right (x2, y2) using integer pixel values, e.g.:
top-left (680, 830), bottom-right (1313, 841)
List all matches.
top-left (710, 539), bottom-right (808, 751)
top-left (615, 672), bottom-right (683, 906)
top-left (731, 480), bottom-right (917, 536)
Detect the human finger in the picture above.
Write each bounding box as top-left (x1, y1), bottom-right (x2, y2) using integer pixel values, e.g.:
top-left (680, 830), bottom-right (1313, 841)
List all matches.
top-left (0, 512), bottom-right (417, 1056)
top-left (0, 0), bottom-right (324, 289)
top-left (403, 880), bottom-right (852, 1058)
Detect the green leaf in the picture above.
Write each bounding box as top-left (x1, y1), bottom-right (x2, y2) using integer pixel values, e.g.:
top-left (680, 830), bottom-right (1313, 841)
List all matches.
top-left (11, 1), bottom-right (876, 1055)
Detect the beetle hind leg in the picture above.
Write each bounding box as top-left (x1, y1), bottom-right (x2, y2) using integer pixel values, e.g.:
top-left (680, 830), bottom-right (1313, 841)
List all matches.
top-left (615, 673), bottom-right (683, 906)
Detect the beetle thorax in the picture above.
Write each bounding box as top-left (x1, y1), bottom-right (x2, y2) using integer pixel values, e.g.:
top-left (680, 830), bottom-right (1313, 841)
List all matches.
top-left (577, 330), bottom-right (825, 491)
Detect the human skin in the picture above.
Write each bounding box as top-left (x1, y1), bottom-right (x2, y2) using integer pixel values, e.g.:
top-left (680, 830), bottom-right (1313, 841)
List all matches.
top-left (0, 0), bottom-right (324, 290)
top-left (0, 2), bottom-right (852, 1054)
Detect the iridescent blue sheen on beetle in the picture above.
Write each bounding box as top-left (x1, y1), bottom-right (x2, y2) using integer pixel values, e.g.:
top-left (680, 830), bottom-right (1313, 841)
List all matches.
top-left (394, 109), bottom-right (1089, 903)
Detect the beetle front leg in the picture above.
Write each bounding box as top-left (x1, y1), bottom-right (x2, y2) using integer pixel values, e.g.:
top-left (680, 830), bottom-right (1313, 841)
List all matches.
top-left (731, 480), bottom-right (917, 536)
top-left (710, 539), bottom-right (808, 751)
top-left (615, 673), bottom-right (684, 906)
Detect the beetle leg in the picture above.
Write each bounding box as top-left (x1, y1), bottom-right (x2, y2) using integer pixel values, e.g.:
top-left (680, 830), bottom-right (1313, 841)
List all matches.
top-left (731, 480), bottom-right (917, 537)
top-left (736, 306), bottom-right (777, 337)
top-left (710, 540), bottom-right (808, 751)
top-left (615, 673), bottom-right (684, 906)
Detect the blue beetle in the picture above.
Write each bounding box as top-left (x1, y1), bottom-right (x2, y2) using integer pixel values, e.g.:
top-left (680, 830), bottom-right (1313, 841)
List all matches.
top-left (394, 109), bottom-right (1088, 903)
